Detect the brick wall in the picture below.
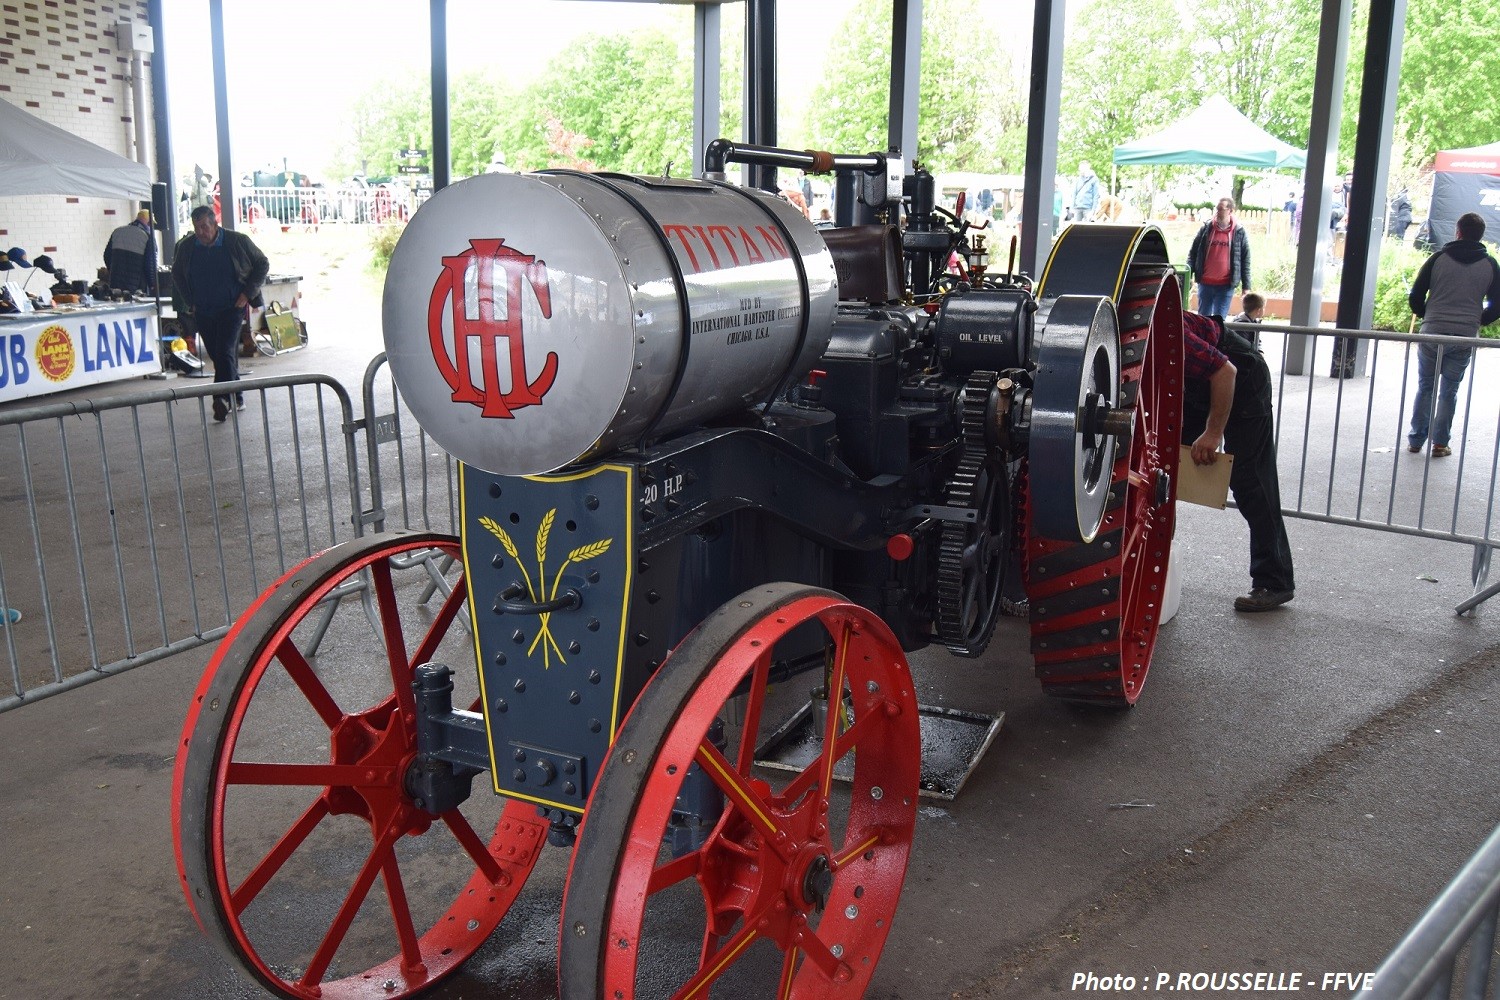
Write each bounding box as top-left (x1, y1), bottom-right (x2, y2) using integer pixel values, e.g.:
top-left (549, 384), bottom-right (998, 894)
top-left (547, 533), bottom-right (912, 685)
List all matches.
top-left (0, 0), bottom-right (154, 289)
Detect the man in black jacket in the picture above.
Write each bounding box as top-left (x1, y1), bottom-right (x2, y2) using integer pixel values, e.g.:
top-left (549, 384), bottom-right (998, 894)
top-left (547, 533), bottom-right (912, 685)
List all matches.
top-left (1406, 212), bottom-right (1500, 457)
top-left (1185, 197), bottom-right (1252, 319)
top-left (171, 206), bottom-right (269, 421)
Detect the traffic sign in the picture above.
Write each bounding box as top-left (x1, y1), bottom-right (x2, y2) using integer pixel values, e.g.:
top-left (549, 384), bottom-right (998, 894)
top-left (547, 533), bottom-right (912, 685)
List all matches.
top-left (399, 164), bottom-right (426, 174)
top-left (398, 148), bottom-right (427, 160)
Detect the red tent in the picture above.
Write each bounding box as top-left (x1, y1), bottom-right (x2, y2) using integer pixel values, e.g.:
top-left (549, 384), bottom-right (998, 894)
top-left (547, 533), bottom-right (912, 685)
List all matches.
top-left (1424, 141), bottom-right (1500, 246)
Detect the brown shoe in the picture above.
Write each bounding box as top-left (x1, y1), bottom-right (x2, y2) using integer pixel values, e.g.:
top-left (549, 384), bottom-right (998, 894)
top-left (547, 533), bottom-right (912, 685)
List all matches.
top-left (1432, 445), bottom-right (1452, 458)
top-left (1234, 588), bottom-right (1294, 612)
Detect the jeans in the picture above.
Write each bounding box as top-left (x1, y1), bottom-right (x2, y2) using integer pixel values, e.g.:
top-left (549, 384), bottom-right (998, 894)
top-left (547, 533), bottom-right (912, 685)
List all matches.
top-left (1196, 283), bottom-right (1233, 319)
top-left (196, 305), bottom-right (246, 415)
top-left (1408, 342), bottom-right (1472, 449)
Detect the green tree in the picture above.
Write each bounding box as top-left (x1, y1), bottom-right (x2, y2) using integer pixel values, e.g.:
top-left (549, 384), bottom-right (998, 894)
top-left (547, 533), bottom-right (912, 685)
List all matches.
top-left (329, 78), bottom-right (430, 181)
top-left (1060, 0), bottom-right (1194, 178)
top-left (1394, 0), bottom-right (1500, 158)
top-left (493, 29), bottom-right (696, 174)
top-left (1190, 0), bottom-right (1321, 148)
top-left (803, 0), bottom-right (1022, 172)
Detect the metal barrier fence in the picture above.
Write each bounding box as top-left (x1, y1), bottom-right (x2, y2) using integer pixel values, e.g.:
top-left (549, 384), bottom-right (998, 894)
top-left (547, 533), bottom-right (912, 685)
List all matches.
top-left (230, 185), bottom-right (432, 228)
top-left (4, 321), bottom-right (1499, 711)
top-left (0, 374), bottom-right (363, 712)
top-left (1355, 823), bottom-right (1500, 999)
top-left (357, 353), bottom-right (459, 537)
top-left (1232, 321), bottom-right (1500, 614)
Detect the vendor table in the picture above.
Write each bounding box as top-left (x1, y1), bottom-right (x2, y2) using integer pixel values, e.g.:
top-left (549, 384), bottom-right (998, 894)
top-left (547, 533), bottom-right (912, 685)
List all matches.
top-left (0, 302), bottom-right (161, 404)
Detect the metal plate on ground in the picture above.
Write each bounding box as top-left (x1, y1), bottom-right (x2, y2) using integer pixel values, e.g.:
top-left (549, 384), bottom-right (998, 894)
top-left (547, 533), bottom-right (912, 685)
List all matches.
top-left (755, 700), bottom-right (1003, 801)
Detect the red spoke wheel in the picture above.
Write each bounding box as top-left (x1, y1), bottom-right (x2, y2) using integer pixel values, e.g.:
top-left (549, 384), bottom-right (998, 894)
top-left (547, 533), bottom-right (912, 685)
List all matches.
top-left (1027, 266), bottom-right (1183, 705)
top-left (559, 583), bottom-right (920, 999)
top-left (173, 530), bottom-right (547, 999)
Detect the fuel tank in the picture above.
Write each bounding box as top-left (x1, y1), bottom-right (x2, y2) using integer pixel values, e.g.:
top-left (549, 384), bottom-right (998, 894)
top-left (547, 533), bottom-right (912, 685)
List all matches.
top-left (382, 171), bottom-right (839, 475)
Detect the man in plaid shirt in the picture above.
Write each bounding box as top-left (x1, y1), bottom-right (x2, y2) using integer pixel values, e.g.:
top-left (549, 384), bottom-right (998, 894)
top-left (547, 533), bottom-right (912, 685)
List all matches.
top-left (1181, 311), bottom-right (1296, 612)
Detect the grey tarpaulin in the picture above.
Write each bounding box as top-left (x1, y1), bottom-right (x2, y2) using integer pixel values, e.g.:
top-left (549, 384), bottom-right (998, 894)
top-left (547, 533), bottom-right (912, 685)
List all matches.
top-left (0, 97), bottom-right (151, 199)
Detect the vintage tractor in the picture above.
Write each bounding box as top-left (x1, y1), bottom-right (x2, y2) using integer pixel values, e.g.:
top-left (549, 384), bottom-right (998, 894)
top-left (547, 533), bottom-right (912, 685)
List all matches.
top-left (172, 141), bottom-right (1182, 999)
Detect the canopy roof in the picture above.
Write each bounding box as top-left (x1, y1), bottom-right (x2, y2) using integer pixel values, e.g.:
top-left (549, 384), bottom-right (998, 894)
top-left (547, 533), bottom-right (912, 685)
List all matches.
top-left (1434, 142), bottom-right (1500, 174)
top-left (1112, 95), bottom-right (1307, 170)
top-left (0, 97), bottom-right (151, 199)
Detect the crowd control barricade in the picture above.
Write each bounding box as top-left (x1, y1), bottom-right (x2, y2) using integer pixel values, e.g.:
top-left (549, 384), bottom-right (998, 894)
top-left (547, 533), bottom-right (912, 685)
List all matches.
top-left (0, 374), bottom-right (363, 713)
top-left (1355, 823), bottom-right (1500, 999)
top-left (356, 352), bottom-right (459, 538)
top-left (1231, 321), bottom-right (1500, 615)
top-left (352, 353), bottom-right (464, 627)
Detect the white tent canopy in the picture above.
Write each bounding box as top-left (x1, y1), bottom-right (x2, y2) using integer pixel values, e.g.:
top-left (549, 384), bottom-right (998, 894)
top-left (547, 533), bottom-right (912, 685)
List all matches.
top-left (0, 97), bottom-right (151, 199)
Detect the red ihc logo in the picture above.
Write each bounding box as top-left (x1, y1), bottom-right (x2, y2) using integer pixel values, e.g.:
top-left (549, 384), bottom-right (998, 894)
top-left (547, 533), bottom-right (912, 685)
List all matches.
top-left (427, 238), bottom-right (559, 418)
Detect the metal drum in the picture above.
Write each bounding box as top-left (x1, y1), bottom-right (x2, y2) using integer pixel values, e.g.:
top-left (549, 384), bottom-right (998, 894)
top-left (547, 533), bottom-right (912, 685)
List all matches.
top-left (383, 171), bottom-right (839, 475)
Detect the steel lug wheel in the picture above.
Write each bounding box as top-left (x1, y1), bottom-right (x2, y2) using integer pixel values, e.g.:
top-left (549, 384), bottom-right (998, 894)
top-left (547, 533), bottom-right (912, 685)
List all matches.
top-left (173, 531), bottom-right (546, 999)
top-left (559, 583), bottom-right (921, 999)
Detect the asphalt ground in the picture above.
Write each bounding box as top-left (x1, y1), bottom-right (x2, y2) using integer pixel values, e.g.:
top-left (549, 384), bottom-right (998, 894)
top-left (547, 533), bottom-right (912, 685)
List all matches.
top-left (1, 232), bottom-right (1496, 999)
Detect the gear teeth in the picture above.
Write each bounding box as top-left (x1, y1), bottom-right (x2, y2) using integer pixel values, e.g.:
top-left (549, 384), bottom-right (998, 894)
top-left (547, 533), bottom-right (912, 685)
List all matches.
top-left (935, 372), bottom-right (1008, 657)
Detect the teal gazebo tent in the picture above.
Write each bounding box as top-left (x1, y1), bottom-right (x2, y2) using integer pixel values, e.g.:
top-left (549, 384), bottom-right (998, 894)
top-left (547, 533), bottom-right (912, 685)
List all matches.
top-left (1113, 95), bottom-right (1307, 169)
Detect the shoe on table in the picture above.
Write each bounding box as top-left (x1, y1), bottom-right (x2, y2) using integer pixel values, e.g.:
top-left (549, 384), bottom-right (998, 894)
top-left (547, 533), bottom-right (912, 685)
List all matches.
top-left (1234, 588), bottom-right (1294, 612)
top-left (1432, 445), bottom-right (1451, 458)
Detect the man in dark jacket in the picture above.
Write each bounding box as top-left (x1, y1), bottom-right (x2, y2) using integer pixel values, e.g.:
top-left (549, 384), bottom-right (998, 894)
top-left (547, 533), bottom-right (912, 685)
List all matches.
top-left (1181, 310), bottom-right (1295, 612)
top-left (1186, 197), bottom-right (1252, 319)
top-left (171, 206), bottom-right (270, 421)
top-left (1406, 212), bottom-right (1500, 457)
top-left (1385, 189), bottom-right (1413, 241)
top-left (103, 209), bottom-right (158, 293)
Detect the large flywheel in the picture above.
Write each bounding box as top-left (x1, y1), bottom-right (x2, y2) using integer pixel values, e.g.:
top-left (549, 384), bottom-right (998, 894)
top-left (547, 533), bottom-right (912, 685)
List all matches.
top-left (1023, 226), bottom-right (1183, 706)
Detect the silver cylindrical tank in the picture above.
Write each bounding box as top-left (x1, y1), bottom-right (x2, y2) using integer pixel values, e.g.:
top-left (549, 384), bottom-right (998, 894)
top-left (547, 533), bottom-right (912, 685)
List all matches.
top-left (382, 171), bottom-right (839, 475)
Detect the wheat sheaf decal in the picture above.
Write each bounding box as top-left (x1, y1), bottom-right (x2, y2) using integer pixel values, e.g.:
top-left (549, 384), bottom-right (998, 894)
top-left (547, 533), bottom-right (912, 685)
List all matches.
top-left (480, 510), bottom-right (612, 669)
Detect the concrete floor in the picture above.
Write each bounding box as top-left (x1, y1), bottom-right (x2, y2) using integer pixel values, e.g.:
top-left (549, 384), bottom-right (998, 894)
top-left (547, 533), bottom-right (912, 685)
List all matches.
top-left (0, 245), bottom-right (1496, 998)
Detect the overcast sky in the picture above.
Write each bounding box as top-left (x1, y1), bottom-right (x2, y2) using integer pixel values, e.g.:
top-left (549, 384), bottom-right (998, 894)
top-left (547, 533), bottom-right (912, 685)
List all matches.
top-left (162, 0), bottom-right (861, 181)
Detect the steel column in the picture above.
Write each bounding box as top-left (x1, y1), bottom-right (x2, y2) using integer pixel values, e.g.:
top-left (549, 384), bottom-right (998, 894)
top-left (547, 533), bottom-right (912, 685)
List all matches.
top-left (1287, 0), bottom-right (1350, 373)
top-left (1019, 0), bottom-right (1065, 279)
top-left (146, 0), bottom-right (178, 261)
top-left (888, 0), bottom-right (921, 175)
top-left (744, 0), bottom-right (776, 192)
top-left (692, 3), bottom-right (723, 179)
top-left (208, 0), bottom-right (234, 231)
top-left (1336, 0), bottom-right (1407, 345)
top-left (430, 0), bottom-right (451, 191)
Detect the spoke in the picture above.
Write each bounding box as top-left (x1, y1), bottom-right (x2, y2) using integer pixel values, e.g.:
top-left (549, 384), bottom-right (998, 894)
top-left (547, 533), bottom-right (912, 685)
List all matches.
top-left (442, 809), bottom-right (509, 887)
top-left (230, 796), bottom-right (331, 915)
top-left (408, 568), bottom-right (467, 668)
top-left (698, 928), bottom-right (720, 975)
top-left (298, 821), bottom-right (404, 989)
top-left (780, 710), bottom-right (879, 805)
top-left (795, 927), bottom-right (850, 980)
top-left (380, 848), bottom-right (427, 978)
top-left (669, 923), bottom-right (760, 1000)
top-left (226, 761), bottom-right (397, 787)
top-left (646, 849), bottom-right (703, 895)
top-left (832, 828), bottom-right (884, 870)
top-left (275, 638), bottom-right (344, 729)
top-left (820, 622), bottom-right (853, 801)
top-left (734, 648), bottom-right (773, 773)
top-left (369, 559), bottom-right (416, 721)
top-left (693, 741), bottom-right (787, 855)
top-left (778, 946), bottom-right (800, 1000)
